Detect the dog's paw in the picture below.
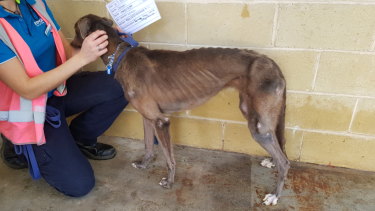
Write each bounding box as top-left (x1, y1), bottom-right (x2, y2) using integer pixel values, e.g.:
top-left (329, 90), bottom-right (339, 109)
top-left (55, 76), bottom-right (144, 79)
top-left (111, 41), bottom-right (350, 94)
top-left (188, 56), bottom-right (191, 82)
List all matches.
top-left (263, 194), bottom-right (278, 206)
top-left (260, 158), bottom-right (275, 168)
top-left (159, 177), bottom-right (172, 189)
top-left (132, 161), bottom-right (147, 169)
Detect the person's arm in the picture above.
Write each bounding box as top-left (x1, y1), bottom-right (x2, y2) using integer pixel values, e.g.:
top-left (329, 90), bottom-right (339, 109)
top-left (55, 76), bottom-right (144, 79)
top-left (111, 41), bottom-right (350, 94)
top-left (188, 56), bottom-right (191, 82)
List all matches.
top-left (0, 30), bottom-right (108, 100)
top-left (58, 31), bottom-right (79, 59)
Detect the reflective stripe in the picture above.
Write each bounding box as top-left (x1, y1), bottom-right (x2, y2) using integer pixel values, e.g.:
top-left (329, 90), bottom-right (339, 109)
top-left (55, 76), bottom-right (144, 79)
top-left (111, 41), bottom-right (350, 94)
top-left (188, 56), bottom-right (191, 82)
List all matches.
top-left (0, 110), bottom-right (44, 123)
top-left (20, 96), bottom-right (32, 111)
top-left (0, 111), bottom-right (7, 121)
top-left (33, 0), bottom-right (67, 96)
top-left (0, 22), bottom-right (21, 61)
top-left (56, 84), bottom-right (66, 94)
top-left (0, 97), bottom-right (45, 123)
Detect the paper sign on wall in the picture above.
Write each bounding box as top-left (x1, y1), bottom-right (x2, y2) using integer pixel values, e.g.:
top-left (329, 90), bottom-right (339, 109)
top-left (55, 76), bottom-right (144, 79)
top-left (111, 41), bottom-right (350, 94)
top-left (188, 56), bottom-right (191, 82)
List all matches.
top-left (106, 0), bottom-right (161, 34)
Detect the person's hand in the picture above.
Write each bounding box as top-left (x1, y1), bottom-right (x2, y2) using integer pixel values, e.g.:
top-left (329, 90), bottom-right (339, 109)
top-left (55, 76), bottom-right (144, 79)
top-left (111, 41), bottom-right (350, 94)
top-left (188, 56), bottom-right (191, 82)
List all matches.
top-left (77, 30), bottom-right (108, 65)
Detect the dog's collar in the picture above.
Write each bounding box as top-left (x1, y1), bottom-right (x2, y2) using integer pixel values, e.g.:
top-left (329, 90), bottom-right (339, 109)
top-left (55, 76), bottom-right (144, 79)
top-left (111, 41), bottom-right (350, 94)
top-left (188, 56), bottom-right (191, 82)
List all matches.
top-left (106, 44), bottom-right (122, 75)
top-left (112, 46), bottom-right (132, 74)
top-left (106, 32), bottom-right (139, 75)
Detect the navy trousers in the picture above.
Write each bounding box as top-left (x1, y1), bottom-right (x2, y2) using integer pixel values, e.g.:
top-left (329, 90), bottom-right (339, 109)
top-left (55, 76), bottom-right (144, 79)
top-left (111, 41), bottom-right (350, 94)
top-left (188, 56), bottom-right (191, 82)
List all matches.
top-left (32, 71), bottom-right (128, 197)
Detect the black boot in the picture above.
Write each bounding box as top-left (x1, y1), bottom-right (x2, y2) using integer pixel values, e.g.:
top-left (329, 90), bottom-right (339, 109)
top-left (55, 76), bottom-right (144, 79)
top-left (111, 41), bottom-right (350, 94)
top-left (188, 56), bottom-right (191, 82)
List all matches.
top-left (0, 134), bottom-right (28, 169)
top-left (77, 142), bottom-right (117, 160)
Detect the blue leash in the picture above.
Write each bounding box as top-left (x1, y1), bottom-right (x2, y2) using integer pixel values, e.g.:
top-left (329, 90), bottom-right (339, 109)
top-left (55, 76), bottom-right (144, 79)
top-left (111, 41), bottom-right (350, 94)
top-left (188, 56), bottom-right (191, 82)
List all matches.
top-left (45, 105), bottom-right (61, 128)
top-left (14, 106), bottom-right (61, 180)
top-left (118, 32), bottom-right (139, 48)
top-left (14, 145), bottom-right (41, 180)
top-left (106, 32), bottom-right (139, 75)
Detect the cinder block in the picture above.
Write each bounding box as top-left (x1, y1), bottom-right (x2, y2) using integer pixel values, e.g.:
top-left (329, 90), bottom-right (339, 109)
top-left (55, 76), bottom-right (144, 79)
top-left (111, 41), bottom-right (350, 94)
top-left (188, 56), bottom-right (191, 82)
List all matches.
top-left (189, 88), bottom-right (246, 122)
top-left (47, 0), bottom-right (107, 38)
top-left (148, 44), bottom-right (188, 51)
top-left (105, 111), bottom-right (144, 140)
top-left (286, 93), bottom-right (356, 131)
top-left (134, 2), bottom-right (186, 43)
top-left (223, 123), bottom-right (267, 156)
top-left (351, 98), bottom-right (375, 135)
top-left (258, 49), bottom-right (318, 91)
top-left (223, 123), bottom-right (303, 161)
top-left (187, 3), bottom-right (275, 47)
top-left (300, 132), bottom-right (375, 171)
top-left (276, 4), bottom-right (375, 50)
top-left (285, 129), bottom-right (304, 161)
top-left (169, 117), bottom-right (223, 150)
top-left (315, 52), bottom-right (375, 96)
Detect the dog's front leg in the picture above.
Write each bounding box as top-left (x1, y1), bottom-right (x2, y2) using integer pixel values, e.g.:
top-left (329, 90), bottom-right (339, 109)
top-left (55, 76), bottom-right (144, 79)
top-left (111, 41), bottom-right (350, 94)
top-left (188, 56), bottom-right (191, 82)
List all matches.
top-left (132, 117), bottom-right (155, 169)
top-left (154, 117), bottom-right (175, 189)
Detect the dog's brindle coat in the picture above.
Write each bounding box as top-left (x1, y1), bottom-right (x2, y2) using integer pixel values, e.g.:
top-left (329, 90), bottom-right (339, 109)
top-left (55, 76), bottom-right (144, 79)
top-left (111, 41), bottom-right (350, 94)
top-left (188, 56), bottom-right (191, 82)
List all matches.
top-left (72, 14), bottom-right (290, 205)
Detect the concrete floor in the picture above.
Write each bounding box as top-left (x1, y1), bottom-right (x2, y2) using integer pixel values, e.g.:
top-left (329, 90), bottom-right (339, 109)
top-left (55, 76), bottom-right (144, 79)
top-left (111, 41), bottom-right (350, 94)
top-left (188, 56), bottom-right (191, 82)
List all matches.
top-left (1, 136), bottom-right (375, 211)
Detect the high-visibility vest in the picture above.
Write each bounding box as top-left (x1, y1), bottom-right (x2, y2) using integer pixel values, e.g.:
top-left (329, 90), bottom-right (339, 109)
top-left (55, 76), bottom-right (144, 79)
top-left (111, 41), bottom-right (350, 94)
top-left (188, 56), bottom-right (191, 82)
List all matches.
top-left (0, 0), bottom-right (67, 145)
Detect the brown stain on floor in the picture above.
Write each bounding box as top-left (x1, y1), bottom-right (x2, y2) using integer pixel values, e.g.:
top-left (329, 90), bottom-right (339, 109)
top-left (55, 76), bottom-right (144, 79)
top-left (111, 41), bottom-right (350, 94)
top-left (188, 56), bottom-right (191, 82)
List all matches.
top-left (288, 167), bottom-right (343, 211)
top-left (175, 177), bottom-right (194, 205)
top-left (252, 166), bottom-right (346, 210)
top-left (200, 174), bottom-right (217, 185)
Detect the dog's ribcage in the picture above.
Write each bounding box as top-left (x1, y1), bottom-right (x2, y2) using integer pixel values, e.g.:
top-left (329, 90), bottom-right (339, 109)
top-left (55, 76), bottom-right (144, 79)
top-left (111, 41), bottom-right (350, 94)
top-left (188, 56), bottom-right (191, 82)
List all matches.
top-left (120, 47), bottom-right (259, 113)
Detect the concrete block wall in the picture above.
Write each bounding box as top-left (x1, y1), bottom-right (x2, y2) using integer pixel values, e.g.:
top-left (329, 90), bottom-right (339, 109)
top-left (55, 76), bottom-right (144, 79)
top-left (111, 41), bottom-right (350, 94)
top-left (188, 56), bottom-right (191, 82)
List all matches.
top-left (48, 0), bottom-right (375, 171)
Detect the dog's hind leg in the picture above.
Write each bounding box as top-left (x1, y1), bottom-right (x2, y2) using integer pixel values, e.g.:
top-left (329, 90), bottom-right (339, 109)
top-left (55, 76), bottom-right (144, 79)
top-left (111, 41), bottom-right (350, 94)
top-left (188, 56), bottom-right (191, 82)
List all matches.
top-left (242, 98), bottom-right (289, 205)
top-left (132, 117), bottom-right (156, 169)
top-left (239, 58), bottom-right (290, 205)
top-left (153, 116), bottom-right (176, 189)
top-left (241, 99), bottom-right (289, 206)
top-left (259, 83), bottom-right (287, 170)
top-left (250, 125), bottom-right (289, 205)
top-left (259, 112), bottom-right (286, 170)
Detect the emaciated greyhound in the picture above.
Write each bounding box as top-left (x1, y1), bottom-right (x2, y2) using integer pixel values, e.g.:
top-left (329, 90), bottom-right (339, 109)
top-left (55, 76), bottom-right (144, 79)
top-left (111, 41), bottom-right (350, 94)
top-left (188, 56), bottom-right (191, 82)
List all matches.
top-left (71, 14), bottom-right (290, 206)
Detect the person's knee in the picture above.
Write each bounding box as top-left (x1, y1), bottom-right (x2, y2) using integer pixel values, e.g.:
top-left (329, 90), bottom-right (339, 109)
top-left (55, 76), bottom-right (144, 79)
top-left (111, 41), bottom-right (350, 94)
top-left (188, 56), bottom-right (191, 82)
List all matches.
top-left (44, 162), bottom-right (96, 197)
top-left (58, 171), bottom-right (95, 197)
top-left (67, 178), bottom-right (95, 197)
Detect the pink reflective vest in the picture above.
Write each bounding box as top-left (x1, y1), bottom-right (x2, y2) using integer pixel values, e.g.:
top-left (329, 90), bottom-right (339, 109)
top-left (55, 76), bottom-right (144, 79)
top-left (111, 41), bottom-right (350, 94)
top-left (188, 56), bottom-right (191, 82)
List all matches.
top-left (0, 0), bottom-right (67, 145)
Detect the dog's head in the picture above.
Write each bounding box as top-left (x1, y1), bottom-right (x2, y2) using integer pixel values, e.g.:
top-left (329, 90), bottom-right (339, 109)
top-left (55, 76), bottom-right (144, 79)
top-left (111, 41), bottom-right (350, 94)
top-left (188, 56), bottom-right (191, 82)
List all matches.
top-left (71, 14), bottom-right (117, 48)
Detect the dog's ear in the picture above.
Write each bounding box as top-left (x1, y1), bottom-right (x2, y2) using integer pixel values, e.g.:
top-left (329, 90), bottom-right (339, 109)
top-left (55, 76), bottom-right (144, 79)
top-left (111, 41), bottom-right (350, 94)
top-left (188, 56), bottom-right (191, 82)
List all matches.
top-left (102, 17), bottom-right (114, 27)
top-left (77, 17), bottom-right (91, 40)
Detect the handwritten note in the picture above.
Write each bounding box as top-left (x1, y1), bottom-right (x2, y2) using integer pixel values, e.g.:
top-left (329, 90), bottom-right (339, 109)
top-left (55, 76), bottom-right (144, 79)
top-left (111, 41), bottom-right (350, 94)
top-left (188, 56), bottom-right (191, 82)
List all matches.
top-left (106, 0), bottom-right (161, 34)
